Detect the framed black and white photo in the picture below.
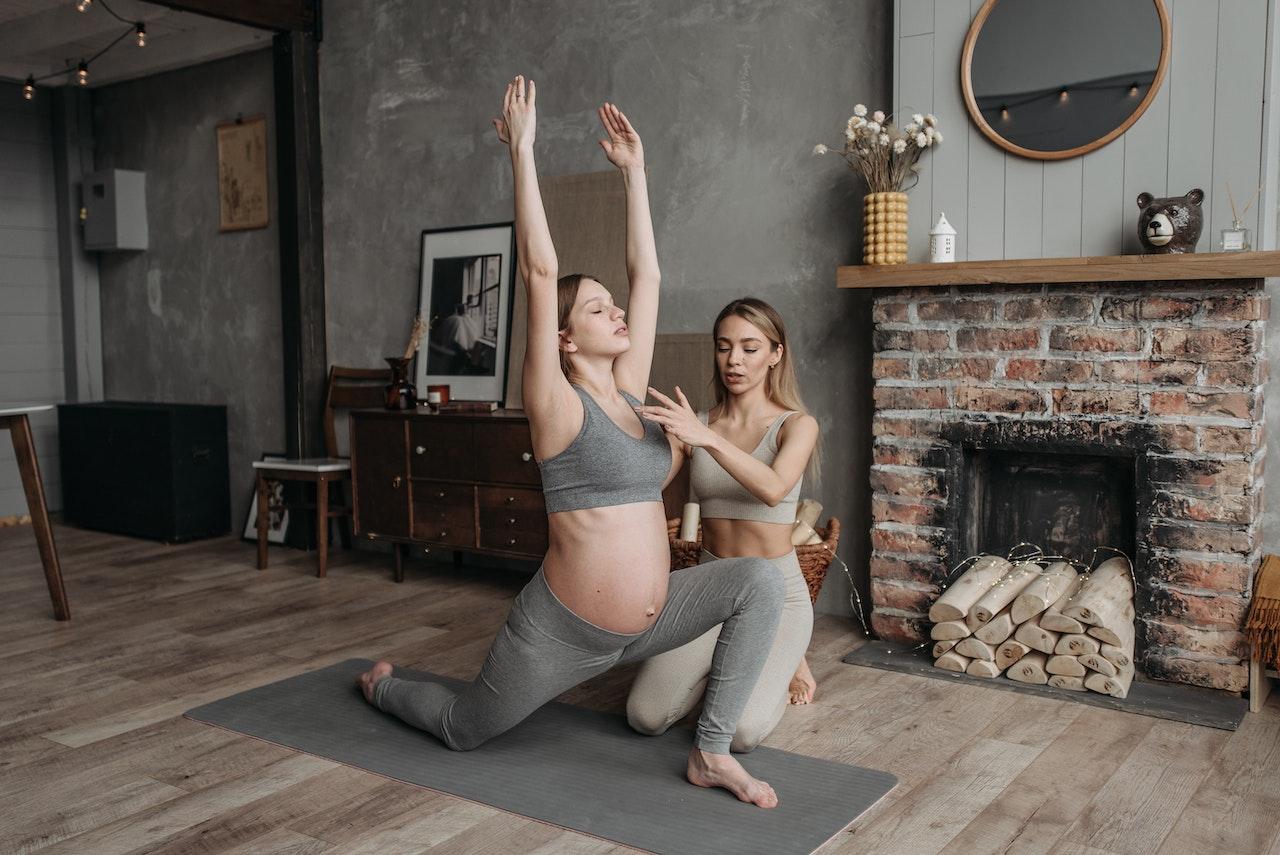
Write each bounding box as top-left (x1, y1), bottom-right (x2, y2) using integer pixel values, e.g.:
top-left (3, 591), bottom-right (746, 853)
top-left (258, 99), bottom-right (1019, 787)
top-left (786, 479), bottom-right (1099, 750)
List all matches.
top-left (241, 453), bottom-right (290, 544)
top-left (416, 223), bottom-right (517, 404)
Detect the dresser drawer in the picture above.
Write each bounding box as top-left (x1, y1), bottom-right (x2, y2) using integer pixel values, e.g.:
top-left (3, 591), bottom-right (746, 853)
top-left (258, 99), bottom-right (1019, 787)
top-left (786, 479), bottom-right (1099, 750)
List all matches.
top-left (409, 422), bottom-right (474, 480)
top-left (479, 526), bottom-right (548, 556)
top-left (413, 480), bottom-right (473, 510)
top-left (477, 485), bottom-right (544, 513)
top-left (473, 422), bottom-right (539, 485)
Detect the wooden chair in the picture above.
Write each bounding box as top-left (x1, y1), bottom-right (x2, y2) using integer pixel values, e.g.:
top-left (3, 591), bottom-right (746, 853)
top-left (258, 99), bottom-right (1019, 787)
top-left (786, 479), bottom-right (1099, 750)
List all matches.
top-left (254, 366), bottom-right (390, 577)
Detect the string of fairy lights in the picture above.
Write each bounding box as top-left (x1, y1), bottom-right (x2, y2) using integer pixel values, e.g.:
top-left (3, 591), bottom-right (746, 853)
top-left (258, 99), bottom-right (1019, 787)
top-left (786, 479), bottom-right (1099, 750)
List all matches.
top-left (21, 0), bottom-right (147, 101)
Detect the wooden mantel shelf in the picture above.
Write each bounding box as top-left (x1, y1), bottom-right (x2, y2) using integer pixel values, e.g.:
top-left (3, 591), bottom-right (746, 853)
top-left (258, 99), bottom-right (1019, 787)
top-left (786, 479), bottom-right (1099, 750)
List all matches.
top-left (837, 250), bottom-right (1280, 289)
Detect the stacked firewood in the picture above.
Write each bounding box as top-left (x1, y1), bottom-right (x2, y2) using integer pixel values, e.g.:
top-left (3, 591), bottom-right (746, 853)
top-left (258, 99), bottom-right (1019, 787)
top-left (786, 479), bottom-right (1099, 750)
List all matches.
top-left (929, 555), bottom-right (1136, 698)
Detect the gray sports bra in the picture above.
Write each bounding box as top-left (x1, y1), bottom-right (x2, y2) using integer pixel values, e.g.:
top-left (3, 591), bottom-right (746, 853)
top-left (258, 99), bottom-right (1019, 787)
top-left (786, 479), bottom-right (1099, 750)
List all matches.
top-left (538, 384), bottom-right (672, 513)
top-left (690, 410), bottom-right (801, 523)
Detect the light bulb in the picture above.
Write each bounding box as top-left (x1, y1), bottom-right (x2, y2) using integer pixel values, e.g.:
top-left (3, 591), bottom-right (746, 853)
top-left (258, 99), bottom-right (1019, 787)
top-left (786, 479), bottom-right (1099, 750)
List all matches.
top-left (77, 62), bottom-right (89, 86)
top-left (136, 23), bottom-right (146, 47)
top-left (23, 76), bottom-right (34, 101)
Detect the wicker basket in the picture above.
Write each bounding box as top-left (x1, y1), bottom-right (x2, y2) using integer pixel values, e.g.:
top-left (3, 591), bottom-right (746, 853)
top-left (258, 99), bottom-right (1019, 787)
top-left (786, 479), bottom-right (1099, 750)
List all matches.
top-left (666, 517), bottom-right (842, 604)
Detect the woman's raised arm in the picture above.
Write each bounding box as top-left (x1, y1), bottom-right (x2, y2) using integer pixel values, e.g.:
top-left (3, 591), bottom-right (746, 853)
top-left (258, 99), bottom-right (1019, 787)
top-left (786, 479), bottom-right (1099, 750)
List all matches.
top-left (495, 76), bottom-right (575, 431)
top-left (596, 104), bottom-right (661, 400)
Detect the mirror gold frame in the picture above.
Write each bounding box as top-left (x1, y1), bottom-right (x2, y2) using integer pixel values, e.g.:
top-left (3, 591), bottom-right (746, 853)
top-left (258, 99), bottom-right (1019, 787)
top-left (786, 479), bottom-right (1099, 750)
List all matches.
top-left (960, 0), bottom-right (1172, 161)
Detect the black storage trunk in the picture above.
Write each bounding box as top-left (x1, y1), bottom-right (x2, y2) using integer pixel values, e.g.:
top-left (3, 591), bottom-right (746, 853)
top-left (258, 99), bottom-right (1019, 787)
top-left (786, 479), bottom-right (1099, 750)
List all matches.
top-left (58, 402), bottom-right (231, 542)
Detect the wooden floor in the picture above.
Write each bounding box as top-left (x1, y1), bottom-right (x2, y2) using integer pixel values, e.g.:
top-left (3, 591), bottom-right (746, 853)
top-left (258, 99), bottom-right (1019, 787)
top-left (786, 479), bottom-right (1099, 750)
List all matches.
top-left (2, 524), bottom-right (1279, 855)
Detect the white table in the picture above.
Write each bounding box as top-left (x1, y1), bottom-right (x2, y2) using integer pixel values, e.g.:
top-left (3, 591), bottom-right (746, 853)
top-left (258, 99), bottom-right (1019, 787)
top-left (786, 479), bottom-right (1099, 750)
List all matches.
top-left (1, 405), bottom-right (69, 620)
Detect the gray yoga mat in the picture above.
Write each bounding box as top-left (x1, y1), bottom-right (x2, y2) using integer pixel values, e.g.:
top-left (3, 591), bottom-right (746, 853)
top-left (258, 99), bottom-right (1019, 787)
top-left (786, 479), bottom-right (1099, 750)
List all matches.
top-left (186, 659), bottom-right (896, 855)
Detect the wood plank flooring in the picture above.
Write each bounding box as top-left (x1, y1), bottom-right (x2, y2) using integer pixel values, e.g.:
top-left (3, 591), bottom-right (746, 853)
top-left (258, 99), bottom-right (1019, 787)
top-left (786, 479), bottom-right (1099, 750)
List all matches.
top-left (2, 523), bottom-right (1278, 854)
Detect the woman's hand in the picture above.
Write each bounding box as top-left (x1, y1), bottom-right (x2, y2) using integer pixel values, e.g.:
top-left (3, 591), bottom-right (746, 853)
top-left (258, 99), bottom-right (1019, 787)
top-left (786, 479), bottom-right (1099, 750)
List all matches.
top-left (636, 386), bottom-right (718, 448)
top-left (597, 102), bottom-right (644, 170)
top-left (493, 75), bottom-right (536, 151)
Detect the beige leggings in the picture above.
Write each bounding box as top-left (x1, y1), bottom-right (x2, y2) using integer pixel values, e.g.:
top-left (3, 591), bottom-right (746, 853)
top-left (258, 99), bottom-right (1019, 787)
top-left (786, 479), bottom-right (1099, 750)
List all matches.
top-left (626, 549), bottom-right (813, 753)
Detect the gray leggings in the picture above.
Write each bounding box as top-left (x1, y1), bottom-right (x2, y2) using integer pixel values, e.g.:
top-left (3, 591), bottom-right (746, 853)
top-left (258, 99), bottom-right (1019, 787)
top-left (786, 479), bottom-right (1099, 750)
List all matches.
top-left (373, 556), bottom-right (785, 754)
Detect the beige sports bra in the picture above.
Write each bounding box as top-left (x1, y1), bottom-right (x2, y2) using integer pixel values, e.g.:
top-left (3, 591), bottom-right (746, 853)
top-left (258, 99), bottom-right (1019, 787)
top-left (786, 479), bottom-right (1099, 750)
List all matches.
top-left (689, 410), bottom-right (801, 523)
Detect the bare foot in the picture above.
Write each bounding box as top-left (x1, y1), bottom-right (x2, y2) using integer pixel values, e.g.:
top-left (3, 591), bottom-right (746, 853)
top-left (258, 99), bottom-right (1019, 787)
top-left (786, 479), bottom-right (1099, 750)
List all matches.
top-left (788, 657), bottom-right (817, 705)
top-left (357, 660), bottom-right (393, 704)
top-left (686, 748), bottom-right (778, 808)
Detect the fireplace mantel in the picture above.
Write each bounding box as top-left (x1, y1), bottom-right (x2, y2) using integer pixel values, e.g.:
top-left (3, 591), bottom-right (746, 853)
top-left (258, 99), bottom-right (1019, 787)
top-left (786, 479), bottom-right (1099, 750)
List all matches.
top-left (838, 250), bottom-right (1280, 289)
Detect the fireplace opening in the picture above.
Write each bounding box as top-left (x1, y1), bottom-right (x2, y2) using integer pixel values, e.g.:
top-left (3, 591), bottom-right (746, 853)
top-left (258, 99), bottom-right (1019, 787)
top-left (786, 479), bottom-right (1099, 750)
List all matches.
top-left (959, 448), bottom-right (1137, 564)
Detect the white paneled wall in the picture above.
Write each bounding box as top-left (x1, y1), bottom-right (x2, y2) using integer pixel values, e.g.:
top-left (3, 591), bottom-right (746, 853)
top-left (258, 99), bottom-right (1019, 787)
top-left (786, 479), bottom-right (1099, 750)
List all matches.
top-left (894, 0), bottom-right (1274, 261)
top-left (0, 95), bottom-right (62, 516)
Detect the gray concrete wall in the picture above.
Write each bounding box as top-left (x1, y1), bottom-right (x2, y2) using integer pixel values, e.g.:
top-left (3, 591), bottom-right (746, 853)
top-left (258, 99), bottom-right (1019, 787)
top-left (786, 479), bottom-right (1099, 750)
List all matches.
top-left (319, 0), bottom-right (892, 616)
top-left (93, 49), bottom-right (282, 532)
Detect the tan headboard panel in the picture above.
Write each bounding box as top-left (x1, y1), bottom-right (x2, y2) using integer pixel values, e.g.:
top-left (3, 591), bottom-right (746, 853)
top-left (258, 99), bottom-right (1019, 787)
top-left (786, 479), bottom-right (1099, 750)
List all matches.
top-left (504, 170), bottom-right (628, 409)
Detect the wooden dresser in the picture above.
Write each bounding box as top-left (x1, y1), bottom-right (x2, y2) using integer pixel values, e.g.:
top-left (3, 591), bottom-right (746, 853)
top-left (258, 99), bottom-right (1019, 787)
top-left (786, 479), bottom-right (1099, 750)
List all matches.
top-left (349, 408), bottom-right (547, 580)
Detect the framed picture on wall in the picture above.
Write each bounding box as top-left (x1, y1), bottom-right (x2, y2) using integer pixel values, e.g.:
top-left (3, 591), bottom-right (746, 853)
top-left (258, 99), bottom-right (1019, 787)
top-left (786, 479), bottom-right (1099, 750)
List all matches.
top-left (415, 223), bottom-right (517, 404)
top-left (216, 115), bottom-right (269, 232)
top-left (241, 453), bottom-right (290, 544)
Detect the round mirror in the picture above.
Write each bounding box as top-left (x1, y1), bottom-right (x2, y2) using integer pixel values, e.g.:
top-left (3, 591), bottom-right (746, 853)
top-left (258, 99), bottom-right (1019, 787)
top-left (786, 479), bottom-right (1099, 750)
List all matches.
top-left (962, 0), bottom-right (1170, 160)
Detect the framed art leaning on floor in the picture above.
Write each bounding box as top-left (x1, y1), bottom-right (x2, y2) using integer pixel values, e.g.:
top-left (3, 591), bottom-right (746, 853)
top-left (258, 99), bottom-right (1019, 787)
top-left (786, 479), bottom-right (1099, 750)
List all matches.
top-left (415, 223), bottom-right (516, 404)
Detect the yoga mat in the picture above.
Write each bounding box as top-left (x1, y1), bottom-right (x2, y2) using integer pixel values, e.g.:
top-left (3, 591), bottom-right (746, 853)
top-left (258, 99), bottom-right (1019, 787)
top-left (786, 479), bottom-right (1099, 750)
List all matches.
top-left (186, 659), bottom-right (896, 855)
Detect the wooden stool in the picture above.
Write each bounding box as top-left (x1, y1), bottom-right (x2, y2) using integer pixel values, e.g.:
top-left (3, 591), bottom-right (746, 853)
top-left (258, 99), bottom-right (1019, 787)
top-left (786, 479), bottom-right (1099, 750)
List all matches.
top-left (1, 405), bottom-right (70, 620)
top-left (253, 459), bottom-right (351, 578)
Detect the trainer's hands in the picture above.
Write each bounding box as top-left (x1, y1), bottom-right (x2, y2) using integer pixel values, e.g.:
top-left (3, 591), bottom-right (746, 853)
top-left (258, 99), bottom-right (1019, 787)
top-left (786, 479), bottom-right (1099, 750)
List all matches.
top-left (636, 387), bottom-right (718, 448)
top-left (493, 75), bottom-right (536, 150)
top-left (597, 102), bottom-right (644, 170)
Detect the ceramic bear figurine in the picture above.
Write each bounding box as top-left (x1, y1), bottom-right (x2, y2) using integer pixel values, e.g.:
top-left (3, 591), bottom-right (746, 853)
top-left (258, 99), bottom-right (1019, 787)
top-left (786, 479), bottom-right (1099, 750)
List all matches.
top-left (1136, 189), bottom-right (1204, 254)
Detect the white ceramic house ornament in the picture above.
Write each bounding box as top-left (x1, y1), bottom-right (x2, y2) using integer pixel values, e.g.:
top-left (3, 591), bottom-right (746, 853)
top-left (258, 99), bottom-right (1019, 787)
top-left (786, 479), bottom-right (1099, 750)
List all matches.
top-left (929, 212), bottom-right (956, 262)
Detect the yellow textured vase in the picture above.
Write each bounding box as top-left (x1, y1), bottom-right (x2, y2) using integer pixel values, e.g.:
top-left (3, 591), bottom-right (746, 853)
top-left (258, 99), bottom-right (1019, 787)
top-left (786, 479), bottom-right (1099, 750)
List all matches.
top-left (862, 191), bottom-right (909, 265)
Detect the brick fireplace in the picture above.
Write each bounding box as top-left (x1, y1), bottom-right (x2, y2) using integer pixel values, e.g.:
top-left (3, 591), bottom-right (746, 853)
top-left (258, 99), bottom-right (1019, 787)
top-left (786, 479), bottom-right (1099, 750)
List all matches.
top-left (867, 277), bottom-right (1268, 693)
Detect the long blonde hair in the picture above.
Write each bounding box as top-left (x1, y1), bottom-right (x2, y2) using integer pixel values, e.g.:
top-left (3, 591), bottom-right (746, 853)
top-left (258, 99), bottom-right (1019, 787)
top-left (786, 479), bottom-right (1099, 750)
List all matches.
top-left (711, 298), bottom-right (821, 481)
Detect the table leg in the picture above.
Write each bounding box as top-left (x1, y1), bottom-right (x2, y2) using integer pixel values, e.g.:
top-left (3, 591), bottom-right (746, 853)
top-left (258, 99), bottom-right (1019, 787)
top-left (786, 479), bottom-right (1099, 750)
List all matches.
top-left (9, 414), bottom-right (70, 621)
top-left (316, 477), bottom-right (329, 578)
top-left (256, 472), bottom-right (269, 570)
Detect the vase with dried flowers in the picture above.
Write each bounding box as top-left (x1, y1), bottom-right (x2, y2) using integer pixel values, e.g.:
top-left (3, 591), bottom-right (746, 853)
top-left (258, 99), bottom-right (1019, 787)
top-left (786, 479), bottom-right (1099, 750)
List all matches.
top-left (814, 105), bottom-right (941, 264)
top-left (386, 314), bottom-right (426, 410)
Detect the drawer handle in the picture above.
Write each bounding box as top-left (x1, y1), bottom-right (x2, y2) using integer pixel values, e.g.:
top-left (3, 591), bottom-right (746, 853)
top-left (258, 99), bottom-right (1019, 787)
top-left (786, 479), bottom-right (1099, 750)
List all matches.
top-left (391, 476), bottom-right (402, 488)
top-left (521, 451), bottom-right (533, 462)
top-left (416, 445), bottom-right (427, 455)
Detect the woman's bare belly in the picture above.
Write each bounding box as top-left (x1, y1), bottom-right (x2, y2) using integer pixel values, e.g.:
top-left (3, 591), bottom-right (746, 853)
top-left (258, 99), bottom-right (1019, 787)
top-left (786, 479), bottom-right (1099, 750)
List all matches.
top-left (701, 518), bottom-right (795, 560)
top-left (542, 501), bottom-right (672, 634)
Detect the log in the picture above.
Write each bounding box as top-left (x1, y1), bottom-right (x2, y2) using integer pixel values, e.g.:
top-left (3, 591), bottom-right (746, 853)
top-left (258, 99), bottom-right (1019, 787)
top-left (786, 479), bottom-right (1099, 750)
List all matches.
top-left (930, 620), bottom-right (970, 641)
top-left (1100, 642), bottom-right (1133, 671)
top-left (1046, 654), bottom-right (1086, 677)
top-left (972, 562), bottom-right (1043, 624)
top-left (965, 609), bottom-right (984, 633)
top-left (1048, 674), bottom-right (1087, 692)
top-left (928, 555), bottom-right (1015, 622)
top-left (973, 607), bottom-right (1016, 645)
top-left (1084, 663), bottom-right (1135, 698)
top-left (1010, 561), bottom-right (1078, 625)
top-left (955, 637), bottom-right (996, 661)
top-left (966, 659), bottom-right (1002, 678)
top-left (1087, 615), bottom-right (1135, 650)
top-left (1079, 652), bottom-right (1117, 677)
top-left (1013, 614), bottom-right (1060, 655)
top-left (995, 639), bottom-right (1031, 670)
top-left (1061, 557), bottom-right (1134, 626)
top-left (1006, 651), bottom-right (1049, 685)
top-left (1054, 633), bottom-right (1100, 656)
top-left (1040, 573), bottom-right (1087, 633)
top-left (932, 639), bottom-right (958, 658)
top-left (935, 651), bottom-right (971, 672)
